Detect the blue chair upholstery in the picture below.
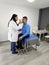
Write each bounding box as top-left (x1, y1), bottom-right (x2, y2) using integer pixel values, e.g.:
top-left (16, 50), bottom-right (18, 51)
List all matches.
top-left (23, 34), bottom-right (38, 44)
top-left (22, 34), bottom-right (40, 50)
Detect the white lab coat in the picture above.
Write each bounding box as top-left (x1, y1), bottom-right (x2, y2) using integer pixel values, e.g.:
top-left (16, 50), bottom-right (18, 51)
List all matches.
top-left (8, 20), bottom-right (18, 42)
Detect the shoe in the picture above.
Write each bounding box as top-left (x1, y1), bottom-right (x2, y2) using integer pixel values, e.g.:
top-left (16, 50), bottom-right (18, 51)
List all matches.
top-left (20, 47), bottom-right (24, 49)
top-left (12, 51), bottom-right (18, 54)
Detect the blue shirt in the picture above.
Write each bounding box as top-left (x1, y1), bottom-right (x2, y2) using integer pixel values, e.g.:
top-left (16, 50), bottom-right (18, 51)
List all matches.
top-left (22, 22), bottom-right (30, 38)
top-left (18, 22), bottom-right (38, 44)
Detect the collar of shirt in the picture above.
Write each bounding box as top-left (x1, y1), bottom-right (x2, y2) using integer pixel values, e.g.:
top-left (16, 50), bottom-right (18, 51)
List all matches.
top-left (23, 22), bottom-right (27, 25)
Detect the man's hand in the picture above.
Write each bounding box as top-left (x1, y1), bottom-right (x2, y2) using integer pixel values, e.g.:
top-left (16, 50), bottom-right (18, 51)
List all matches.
top-left (19, 36), bottom-right (23, 40)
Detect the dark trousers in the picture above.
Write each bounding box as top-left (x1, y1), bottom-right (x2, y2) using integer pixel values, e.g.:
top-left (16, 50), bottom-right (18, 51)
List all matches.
top-left (11, 42), bottom-right (16, 53)
top-left (17, 33), bottom-right (23, 49)
top-left (17, 33), bottom-right (29, 49)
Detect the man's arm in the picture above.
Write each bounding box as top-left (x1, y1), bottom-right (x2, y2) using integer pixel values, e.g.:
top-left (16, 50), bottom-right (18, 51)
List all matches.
top-left (22, 25), bottom-right (30, 38)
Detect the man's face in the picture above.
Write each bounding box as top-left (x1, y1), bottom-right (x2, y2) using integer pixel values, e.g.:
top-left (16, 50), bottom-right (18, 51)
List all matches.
top-left (22, 18), bottom-right (27, 23)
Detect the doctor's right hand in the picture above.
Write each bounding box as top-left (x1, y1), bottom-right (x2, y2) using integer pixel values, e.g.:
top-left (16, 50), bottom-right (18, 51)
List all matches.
top-left (19, 19), bottom-right (23, 24)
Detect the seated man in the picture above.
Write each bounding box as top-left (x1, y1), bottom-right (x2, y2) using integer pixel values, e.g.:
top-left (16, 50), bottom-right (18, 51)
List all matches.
top-left (17, 16), bottom-right (30, 49)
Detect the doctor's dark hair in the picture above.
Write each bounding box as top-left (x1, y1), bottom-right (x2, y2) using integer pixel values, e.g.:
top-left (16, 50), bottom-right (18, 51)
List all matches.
top-left (8, 14), bottom-right (18, 27)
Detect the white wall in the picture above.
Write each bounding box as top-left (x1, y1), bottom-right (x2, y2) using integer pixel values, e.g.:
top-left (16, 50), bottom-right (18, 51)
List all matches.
top-left (0, 4), bottom-right (39, 42)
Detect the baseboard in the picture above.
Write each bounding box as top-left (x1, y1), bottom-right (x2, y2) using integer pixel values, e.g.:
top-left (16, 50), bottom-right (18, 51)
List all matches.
top-left (0, 40), bottom-right (9, 43)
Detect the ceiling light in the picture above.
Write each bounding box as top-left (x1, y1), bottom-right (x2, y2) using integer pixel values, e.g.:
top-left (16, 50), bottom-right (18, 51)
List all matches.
top-left (27, 0), bottom-right (35, 3)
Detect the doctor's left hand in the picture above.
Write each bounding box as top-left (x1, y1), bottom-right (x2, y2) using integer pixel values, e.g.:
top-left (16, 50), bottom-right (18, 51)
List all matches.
top-left (19, 36), bottom-right (23, 40)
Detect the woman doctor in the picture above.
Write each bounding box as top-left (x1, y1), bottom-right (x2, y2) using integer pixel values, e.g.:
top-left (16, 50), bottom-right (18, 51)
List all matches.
top-left (8, 14), bottom-right (19, 54)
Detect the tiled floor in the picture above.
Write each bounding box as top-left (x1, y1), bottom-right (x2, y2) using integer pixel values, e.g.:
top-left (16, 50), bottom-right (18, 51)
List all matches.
top-left (0, 41), bottom-right (49, 65)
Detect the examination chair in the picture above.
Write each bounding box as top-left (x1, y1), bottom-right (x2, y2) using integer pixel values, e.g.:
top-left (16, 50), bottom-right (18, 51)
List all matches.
top-left (18, 34), bottom-right (40, 54)
top-left (23, 34), bottom-right (40, 50)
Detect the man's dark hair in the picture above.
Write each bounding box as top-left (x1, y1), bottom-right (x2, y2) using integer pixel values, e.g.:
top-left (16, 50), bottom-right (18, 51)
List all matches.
top-left (23, 16), bottom-right (28, 20)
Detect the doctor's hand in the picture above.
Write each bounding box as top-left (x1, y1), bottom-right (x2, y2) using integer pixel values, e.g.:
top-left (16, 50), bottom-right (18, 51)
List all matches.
top-left (19, 36), bottom-right (23, 40)
top-left (19, 19), bottom-right (22, 24)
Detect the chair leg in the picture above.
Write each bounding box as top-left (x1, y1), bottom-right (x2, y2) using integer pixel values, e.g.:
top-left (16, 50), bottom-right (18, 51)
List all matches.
top-left (35, 45), bottom-right (37, 50)
top-left (17, 48), bottom-right (20, 55)
top-left (18, 43), bottom-right (28, 54)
